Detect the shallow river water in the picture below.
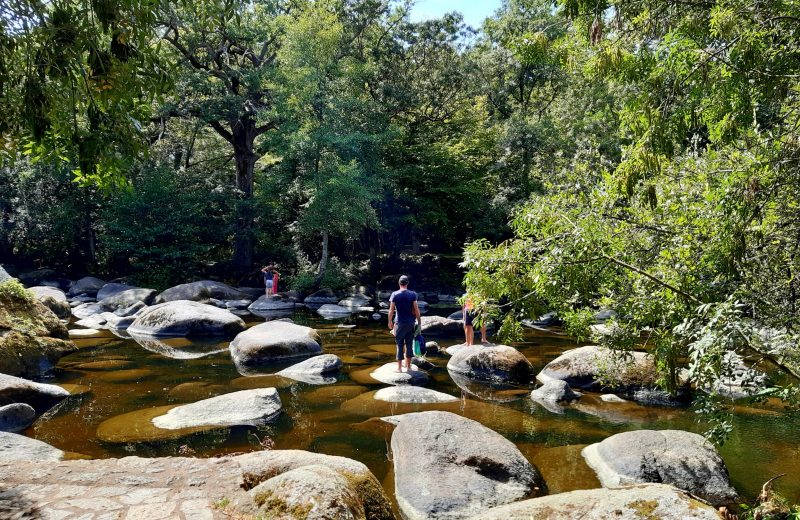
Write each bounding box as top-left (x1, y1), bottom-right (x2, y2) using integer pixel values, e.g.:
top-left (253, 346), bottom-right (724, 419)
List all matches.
top-left (23, 308), bottom-right (800, 508)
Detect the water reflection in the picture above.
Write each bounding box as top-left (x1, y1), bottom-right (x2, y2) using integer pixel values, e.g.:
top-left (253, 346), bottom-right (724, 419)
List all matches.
top-left (129, 333), bottom-right (229, 359)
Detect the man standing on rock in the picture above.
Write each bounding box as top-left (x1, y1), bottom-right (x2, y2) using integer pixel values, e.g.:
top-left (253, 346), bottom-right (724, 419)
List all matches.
top-left (388, 275), bottom-right (422, 372)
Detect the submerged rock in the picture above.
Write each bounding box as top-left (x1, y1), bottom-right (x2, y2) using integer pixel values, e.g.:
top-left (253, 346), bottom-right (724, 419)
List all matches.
top-left (470, 483), bottom-right (722, 520)
top-left (447, 344), bottom-right (534, 384)
top-left (0, 432), bottom-right (65, 461)
top-left (156, 280), bottom-right (250, 303)
top-left (581, 429), bottom-right (738, 506)
top-left (392, 411), bottom-right (545, 519)
top-left (230, 321), bottom-right (322, 371)
top-left (0, 373), bottom-right (70, 414)
top-left (0, 403), bottom-right (37, 432)
top-left (128, 300), bottom-right (246, 337)
top-left (275, 354), bottom-right (342, 385)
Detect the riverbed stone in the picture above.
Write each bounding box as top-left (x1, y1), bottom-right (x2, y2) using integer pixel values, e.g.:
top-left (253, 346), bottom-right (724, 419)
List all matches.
top-left (374, 386), bottom-right (458, 403)
top-left (98, 288), bottom-right (157, 310)
top-left (316, 304), bottom-right (354, 318)
top-left (536, 345), bottom-right (656, 391)
top-left (581, 429), bottom-right (738, 506)
top-left (0, 373), bottom-right (70, 413)
top-left (247, 295), bottom-right (295, 312)
top-left (27, 286), bottom-right (71, 319)
top-left (113, 300), bottom-right (147, 317)
top-left (68, 276), bottom-right (106, 297)
top-left (338, 295), bottom-right (371, 309)
top-left (128, 300), bottom-right (246, 337)
top-left (469, 483), bottom-right (722, 520)
top-left (531, 380), bottom-right (581, 403)
top-left (0, 280), bottom-right (74, 378)
top-left (275, 354), bottom-right (342, 385)
top-left (303, 289), bottom-right (339, 306)
top-left (421, 315), bottom-right (464, 337)
top-left (156, 280), bottom-right (250, 303)
top-left (447, 344), bottom-right (534, 384)
top-left (0, 403), bottom-right (36, 432)
top-left (152, 388), bottom-right (282, 430)
top-left (0, 432), bottom-right (65, 461)
top-left (96, 282), bottom-right (137, 301)
top-left (230, 321), bottom-right (322, 370)
top-left (392, 411), bottom-right (544, 519)
top-left (368, 363), bottom-right (430, 386)
top-left (71, 302), bottom-right (106, 320)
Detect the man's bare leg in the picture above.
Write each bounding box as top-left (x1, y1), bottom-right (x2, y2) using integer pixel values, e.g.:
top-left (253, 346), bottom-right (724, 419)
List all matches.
top-left (405, 356), bottom-right (412, 371)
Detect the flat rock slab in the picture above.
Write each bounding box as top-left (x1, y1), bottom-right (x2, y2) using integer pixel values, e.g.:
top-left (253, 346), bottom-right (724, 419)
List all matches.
top-left (0, 450), bottom-right (392, 520)
top-left (392, 411), bottom-right (544, 519)
top-left (447, 344), bottom-right (534, 384)
top-left (368, 363), bottom-right (430, 386)
top-left (582, 429), bottom-right (738, 506)
top-left (128, 300), bottom-right (246, 337)
top-left (374, 386), bottom-right (458, 403)
top-left (275, 354), bottom-right (342, 385)
top-left (0, 432), bottom-right (64, 461)
top-left (230, 321), bottom-right (322, 371)
top-left (68, 328), bottom-right (105, 338)
top-left (0, 373), bottom-right (70, 414)
top-left (468, 483), bottom-right (723, 520)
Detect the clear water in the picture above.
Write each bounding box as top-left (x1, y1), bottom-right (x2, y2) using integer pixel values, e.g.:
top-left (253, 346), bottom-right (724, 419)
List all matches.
top-left (23, 308), bottom-right (800, 507)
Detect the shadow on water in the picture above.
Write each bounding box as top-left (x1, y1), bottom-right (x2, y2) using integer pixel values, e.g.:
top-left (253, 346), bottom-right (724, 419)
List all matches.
top-left (21, 307), bottom-right (800, 505)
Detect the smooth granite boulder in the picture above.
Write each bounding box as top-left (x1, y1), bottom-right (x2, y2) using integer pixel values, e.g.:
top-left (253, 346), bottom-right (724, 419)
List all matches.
top-left (27, 286), bottom-right (71, 319)
top-left (420, 315), bottom-right (464, 337)
top-left (0, 432), bottom-right (65, 461)
top-left (68, 277), bottom-right (106, 297)
top-left (96, 283), bottom-right (137, 301)
top-left (531, 380), bottom-right (581, 403)
top-left (248, 295), bottom-right (295, 312)
top-left (230, 321), bottom-right (322, 370)
top-left (368, 363), bottom-right (430, 386)
top-left (316, 304), bottom-right (354, 318)
top-left (536, 345), bottom-right (656, 390)
top-left (0, 373), bottom-right (70, 413)
top-left (156, 280), bottom-right (250, 303)
top-left (447, 344), bottom-right (534, 384)
top-left (392, 411), bottom-right (545, 519)
top-left (152, 388), bottom-right (282, 430)
top-left (71, 302), bottom-right (106, 320)
top-left (0, 403), bottom-right (37, 432)
top-left (374, 386), bottom-right (458, 403)
top-left (128, 300), bottom-right (246, 337)
top-left (275, 354), bottom-right (342, 385)
top-left (468, 484), bottom-right (723, 520)
top-left (582, 429), bottom-right (738, 506)
top-left (97, 288), bottom-right (157, 310)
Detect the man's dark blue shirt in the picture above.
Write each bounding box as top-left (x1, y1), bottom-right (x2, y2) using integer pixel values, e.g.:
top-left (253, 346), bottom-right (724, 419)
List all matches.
top-left (390, 289), bottom-right (417, 324)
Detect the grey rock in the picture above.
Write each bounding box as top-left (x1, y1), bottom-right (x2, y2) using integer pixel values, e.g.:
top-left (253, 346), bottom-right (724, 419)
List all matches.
top-left (421, 315), bottom-right (464, 337)
top-left (99, 312), bottom-right (136, 330)
top-left (338, 295), bottom-right (371, 309)
top-left (114, 301), bottom-right (147, 317)
top-left (75, 314), bottom-right (107, 329)
top-left (531, 380), bottom-right (581, 403)
top-left (0, 266), bottom-right (13, 283)
top-left (152, 388), bottom-right (282, 430)
top-left (71, 302), bottom-right (106, 320)
top-left (207, 298), bottom-right (227, 308)
top-left (248, 295), bottom-right (296, 312)
top-left (18, 269), bottom-right (57, 287)
top-left (316, 304), bottom-right (355, 318)
top-left (447, 344), bottom-right (533, 384)
top-left (369, 363), bottom-right (430, 386)
top-left (0, 403), bottom-right (37, 432)
top-left (600, 394), bottom-right (628, 403)
top-left (536, 345), bottom-right (654, 390)
top-left (374, 386), bottom-right (457, 403)
top-left (276, 354), bottom-right (342, 385)
top-left (710, 351), bottom-right (768, 400)
top-left (0, 373), bottom-right (70, 413)
top-left (0, 432), bottom-right (64, 461)
top-left (425, 341), bottom-right (440, 355)
top-left (98, 288), bottom-right (157, 310)
top-left (392, 411), bottom-right (544, 519)
top-left (128, 300), bottom-right (246, 337)
top-left (68, 276), bottom-right (106, 297)
top-left (448, 310), bottom-right (464, 320)
top-left (225, 299), bottom-right (253, 310)
top-left (303, 289), bottom-right (339, 306)
top-left (96, 283), bottom-right (137, 301)
top-left (469, 483), bottom-right (723, 520)
top-left (581, 429), bottom-right (738, 506)
top-left (27, 286), bottom-right (71, 319)
top-left (156, 280), bottom-right (250, 303)
top-left (230, 321), bottom-right (322, 370)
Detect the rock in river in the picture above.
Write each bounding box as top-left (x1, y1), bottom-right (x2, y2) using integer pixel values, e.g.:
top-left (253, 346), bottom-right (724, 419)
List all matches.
top-left (97, 288), bottom-right (157, 310)
top-left (536, 345), bottom-right (656, 391)
top-left (68, 276), bottom-right (106, 297)
top-left (156, 280), bottom-right (250, 303)
top-left (127, 300), bottom-right (246, 337)
top-left (303, 289), bottom-right (339, 307)
top-left (531, 380), bottom-right (581, 403)
top-left (367, 363), bottom-right (430, 386)
top-left (392, 411), bottom-right (545, 519)
top-left (581, 429), bottom-right (738, 506)
top-left (275, 354), bottom-right (342, 385)
top-left (469, 483), bottom-right (723, 520)
top-left (447, 344), bottom-right (533, 384)
top-left (95, 282), bottom-right (137, 301)
top-left (0, 403), bottom-right (37, 432)
top-left (248, 295), bottom-right (295, 312)
top-left (27, 286), bottom-right (71, 319)
top-left (0, 373), bottom-right (70, 414)
top-left (0, 432), bottom-right (65, 461)
top-left (420, 315), bottom-right (464, 337)
top-left (316, 304), bottom-right (354, 318)
top-left (374, 386), bottom-right (457, 403)
top-left (230, 321), bottom-right (322, 370)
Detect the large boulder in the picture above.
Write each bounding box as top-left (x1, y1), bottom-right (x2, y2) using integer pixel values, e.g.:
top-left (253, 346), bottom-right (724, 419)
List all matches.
top-left (71, 302), bottom-right (106, 320)
top-left (447, 344), bottom-right (533, 384)
top-left (276, 354), bottom-right (342, 385)
top-left (710, 351), bottom-right (768, 399)
top-left (230, 321), bottom-right (322, 370)
top-left (68, 276), bottom-right (106, 297)
top-left (469, 484), bottom-right (723, 520)
top-left (0, 403), bottom-right (37, 432)
top-left (0, 279), bottom-right (74, 377)
top-left (531, 380), bottom-right (581, 403)
top-left (421, 315), bottom-right (464, 337)
top-left (152, 388), bottom-right (282, 430)
top-left (96, 282), bottom-right (137, 301)
top-left (27, 286), bottom-right (71, 319)
top-left (303, 289), bottom-right (339, 306)
top-left (582, 429), bottom-right (738, 506)
top-left (97, 288), bottom-right (157, 310)
top-left (17, 269), bottom-right (57, 287)
top-left (537, 345), bottom-right (656, 391)
top-left (127, 300), bottom-right (246, 337)
top-left (392, 411), bottom-right (544, 520)
top-left (247, 295), bottom-right (295, 312)
top-left (0, 432), bottom-right (64, 461)
top-left (0, 373), bottom-right (71, 413)
top-left (368, 363), bottom-right (430, 386)
top-left (156, 280), bottom-right (250, 303)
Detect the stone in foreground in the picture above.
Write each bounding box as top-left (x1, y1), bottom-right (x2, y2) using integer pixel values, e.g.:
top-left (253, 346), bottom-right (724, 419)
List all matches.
top-left (447, 344), bottom-right (533, 384)
top-left (275, 354), bottom-right (342, 384)
top-left (582, 429), bottom-right (738, 506)
top-left (468, 483), bottom-right (722, 520)
top-left (392, 411), bottom-right (545, 520)
top-left (128, 300), bottom-right (246, 337)
top-left (0, 431), bottom-right (65, 461)
top-left (230, 321), bottom-right (322, 370)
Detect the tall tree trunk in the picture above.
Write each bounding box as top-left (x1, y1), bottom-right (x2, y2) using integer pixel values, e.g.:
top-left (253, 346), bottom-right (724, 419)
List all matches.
top-left (231, 118), bottom-right (257, 275)
top-left (316, 230), bottom-right (329, 287)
